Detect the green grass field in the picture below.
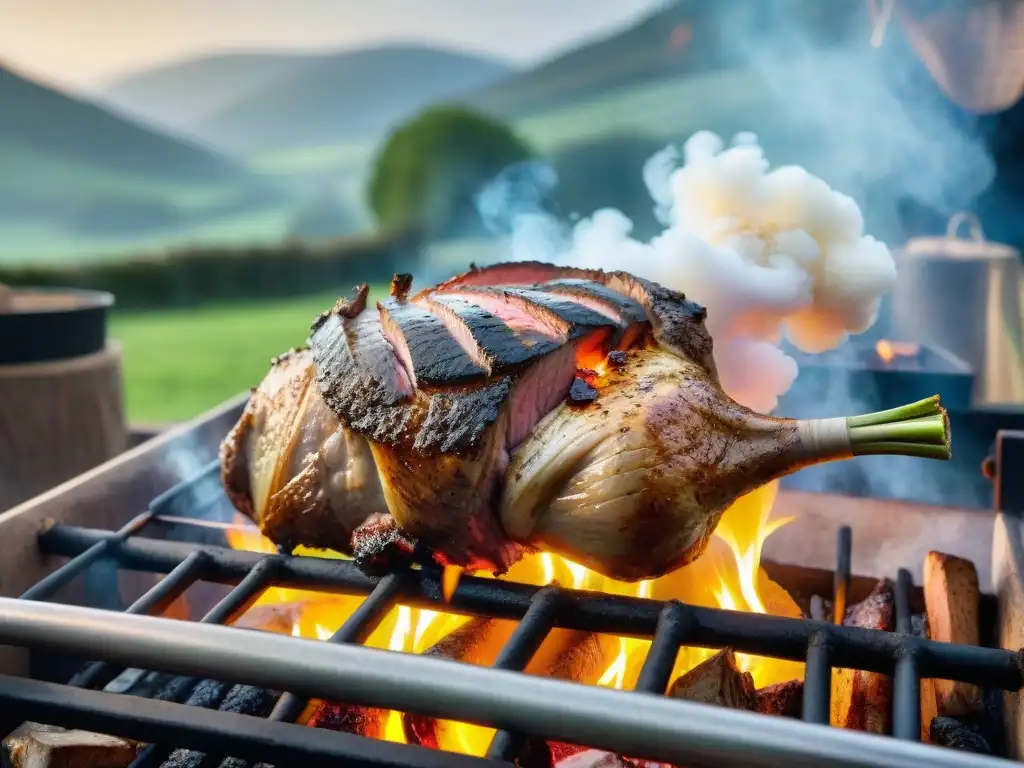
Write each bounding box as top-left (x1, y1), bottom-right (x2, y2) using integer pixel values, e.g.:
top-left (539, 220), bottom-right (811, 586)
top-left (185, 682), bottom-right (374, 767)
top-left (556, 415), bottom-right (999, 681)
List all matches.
top-left (110, 291), bottom-right (369, 423)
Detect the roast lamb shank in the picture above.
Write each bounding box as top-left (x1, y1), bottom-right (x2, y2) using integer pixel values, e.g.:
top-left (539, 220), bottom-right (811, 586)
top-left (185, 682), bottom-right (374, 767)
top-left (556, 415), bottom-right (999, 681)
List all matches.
top-left (220, 262), bottom-right (950, 582)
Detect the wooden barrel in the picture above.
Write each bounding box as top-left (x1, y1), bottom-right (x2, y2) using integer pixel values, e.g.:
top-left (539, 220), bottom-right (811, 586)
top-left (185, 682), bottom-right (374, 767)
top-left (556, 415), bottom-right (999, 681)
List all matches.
top-left (0, 288), bottom-right (126, 512)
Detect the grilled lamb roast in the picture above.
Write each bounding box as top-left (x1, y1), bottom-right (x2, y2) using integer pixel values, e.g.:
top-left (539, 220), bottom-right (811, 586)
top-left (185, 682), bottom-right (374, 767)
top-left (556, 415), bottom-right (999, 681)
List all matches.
top-left (221, 262), bottom-right (950, 581)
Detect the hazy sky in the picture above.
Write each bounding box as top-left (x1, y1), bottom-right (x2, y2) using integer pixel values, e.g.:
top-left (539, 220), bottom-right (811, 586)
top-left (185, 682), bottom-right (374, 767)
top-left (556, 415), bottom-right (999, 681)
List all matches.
top-left (1, 0), bottom-right (667, 89)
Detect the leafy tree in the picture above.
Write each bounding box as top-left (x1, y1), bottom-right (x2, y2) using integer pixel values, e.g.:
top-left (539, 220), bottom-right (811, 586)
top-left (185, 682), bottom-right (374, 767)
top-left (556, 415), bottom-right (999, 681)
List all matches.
top-left (288, 188), bottom-right (363, 242)
top-left (367, 105), bottom-right (535, 238)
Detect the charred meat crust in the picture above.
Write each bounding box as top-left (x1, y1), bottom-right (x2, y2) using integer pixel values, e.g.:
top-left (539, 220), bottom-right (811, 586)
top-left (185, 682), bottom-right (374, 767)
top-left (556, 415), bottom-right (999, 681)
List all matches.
top-left (428, 260), bottom-right (717, 379)
top-left (311, 264), bottom-right (714, 457)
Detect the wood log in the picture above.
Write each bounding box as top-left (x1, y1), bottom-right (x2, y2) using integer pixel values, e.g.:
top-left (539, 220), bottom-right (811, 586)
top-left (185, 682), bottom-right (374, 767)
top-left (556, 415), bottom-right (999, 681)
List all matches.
top-left (916, 615), bottom-right (941, 743)
top-left (0, 343), bottom-right (126, 512)
top-left (992, 512), bottom-right (1024, 759)
top-left (2, 722), bottom-right (140, 767)
top-left (755, 679), bottom-right (803, 718)
top-left (555, 751), bottom-right (633, 768)
top-left (923, 550), bottom-right (983, 716)
top-left (668, 648), bottom-right (756, 711)
top-left (830, 579), bottom-right (894, 734)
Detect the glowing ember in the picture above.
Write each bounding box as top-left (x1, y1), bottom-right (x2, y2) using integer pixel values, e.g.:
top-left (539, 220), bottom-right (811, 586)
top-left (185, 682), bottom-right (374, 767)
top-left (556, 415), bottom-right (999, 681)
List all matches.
top-left (876, 339), bottom-right (921, 365)
top-left (225, 478), bottom-right (801, 757)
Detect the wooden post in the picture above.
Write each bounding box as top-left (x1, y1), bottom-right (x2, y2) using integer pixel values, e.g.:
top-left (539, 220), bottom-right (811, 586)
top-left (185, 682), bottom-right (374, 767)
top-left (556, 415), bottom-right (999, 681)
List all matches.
top-left (0, 342), bottom-right (126, 512)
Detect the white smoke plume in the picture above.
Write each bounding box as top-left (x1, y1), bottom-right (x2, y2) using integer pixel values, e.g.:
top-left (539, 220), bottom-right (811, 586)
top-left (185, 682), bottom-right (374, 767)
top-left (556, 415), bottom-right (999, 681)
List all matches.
top-left (485, 130), bottom-right (899, 413)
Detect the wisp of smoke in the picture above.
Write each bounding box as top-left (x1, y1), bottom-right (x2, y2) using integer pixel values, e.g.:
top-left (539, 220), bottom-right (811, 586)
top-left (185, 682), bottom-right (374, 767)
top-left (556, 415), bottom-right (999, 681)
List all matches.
top-left (476, 130), bottom-right (898, 414)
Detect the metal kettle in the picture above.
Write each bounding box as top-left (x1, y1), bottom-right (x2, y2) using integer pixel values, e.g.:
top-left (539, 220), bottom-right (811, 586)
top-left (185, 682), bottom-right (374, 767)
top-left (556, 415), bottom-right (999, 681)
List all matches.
top-left (892, 212), bottom-right (1024, 406)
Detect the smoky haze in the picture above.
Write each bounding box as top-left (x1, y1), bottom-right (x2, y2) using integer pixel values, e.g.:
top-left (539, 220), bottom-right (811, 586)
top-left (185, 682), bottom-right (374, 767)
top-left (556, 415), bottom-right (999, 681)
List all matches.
top-left (470, 0), bottom-right (992, 506)
top-left (711, 0), bottom-right (995, 243)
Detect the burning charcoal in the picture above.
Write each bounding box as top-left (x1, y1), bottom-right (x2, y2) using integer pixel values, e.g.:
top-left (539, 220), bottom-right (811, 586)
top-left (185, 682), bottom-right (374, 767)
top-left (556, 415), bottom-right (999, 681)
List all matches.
top-left (305, 700), bottom-right (387, 739)
top-left (755, 679), bottom-right (804, 718)
top-left (2, 722), bottom-right (141, 768)
top-left (831, 579), bottom-right (894, 734)
top-left (929, 716), bottom-right (993, 754)
top-left (923, 551), bottom-right (983, 716)
top-left (668, 648), bottom-right (756, 711)
top-left (183, 679), bottom-right (231, 709)
top-left (161, 686), bottom-right (279, 768)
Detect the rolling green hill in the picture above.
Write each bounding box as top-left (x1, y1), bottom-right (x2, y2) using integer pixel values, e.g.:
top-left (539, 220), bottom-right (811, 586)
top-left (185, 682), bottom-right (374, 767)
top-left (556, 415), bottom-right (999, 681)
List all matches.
top-left (471, 0), bottom-right (870, 119)
top-left (0, 62), bottom-right (289, 262)
top-left (101, 52), bottom-right (312, 135)
top-left (105, 44), bottom-right (516, 154)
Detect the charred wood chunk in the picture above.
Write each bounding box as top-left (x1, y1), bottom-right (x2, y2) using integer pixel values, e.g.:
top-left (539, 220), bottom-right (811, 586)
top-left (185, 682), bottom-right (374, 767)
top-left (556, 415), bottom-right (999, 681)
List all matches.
top-left (923, 550), bottom-right (983, 717)
top-left (2, 722), bottom-right (141, 768)
top-left (831, 579), bottom-right (894, 734)
top-left (930, 716), bottom-right (993, 754)
top-left (350, 512), bottom-right (418, 574)
top-left (755, 679), bottom-right (804, 718)
top-left (668, 648), bottom-right (756, 711)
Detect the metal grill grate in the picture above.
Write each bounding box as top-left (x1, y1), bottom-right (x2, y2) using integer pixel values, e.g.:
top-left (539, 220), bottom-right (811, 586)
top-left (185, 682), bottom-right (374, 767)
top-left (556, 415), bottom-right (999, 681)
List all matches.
top-left (0, 459), bottom-right (1020, 768)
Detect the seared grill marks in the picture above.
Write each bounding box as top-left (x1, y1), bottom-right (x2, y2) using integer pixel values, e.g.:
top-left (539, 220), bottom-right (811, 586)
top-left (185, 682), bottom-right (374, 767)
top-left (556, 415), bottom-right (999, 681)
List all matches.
top-left (310, 263), bottom-right (714, 458)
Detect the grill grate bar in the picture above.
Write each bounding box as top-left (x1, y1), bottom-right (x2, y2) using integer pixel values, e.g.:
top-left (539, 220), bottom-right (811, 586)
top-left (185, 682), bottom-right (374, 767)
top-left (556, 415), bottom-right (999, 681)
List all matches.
top-left (1, 600), bottom-right (1009, 768)
top-left (893, 568), bottom-right (922, 741)
top-left (21, 511), bottom-right (154, 601)
top-left (485, 586), bottom-right (564, 762)
top-left (802, 630), bottom-right (832, 724)
top-left (269, 572), bottom-right (406, 725)
top-left (39, 524), bottom-right (1024, 690)
top-left (633, 602), bottom-right (691, 694)
top-left (69, 551), bottom-right (209, 690)
top-left (0, 673), bottom-right (494, 768)
top-left (131, 557), bottom-right (280, 767)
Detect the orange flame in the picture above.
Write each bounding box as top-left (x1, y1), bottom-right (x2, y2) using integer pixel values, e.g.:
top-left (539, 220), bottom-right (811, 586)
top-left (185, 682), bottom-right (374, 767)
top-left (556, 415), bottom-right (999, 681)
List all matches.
top-left (226, 480), bottom-right (800, 756)
top-left (875, 339), bottom-right (920, 364)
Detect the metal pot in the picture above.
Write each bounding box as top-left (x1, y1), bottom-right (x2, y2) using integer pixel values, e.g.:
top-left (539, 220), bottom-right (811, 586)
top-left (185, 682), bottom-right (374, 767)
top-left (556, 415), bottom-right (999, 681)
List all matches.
top-left (0, 287), bottom-right (113, 364)
top-left (892, 212), bottom-right (1024, 406)
top-left (867, 0), bottom-right (1024, 113)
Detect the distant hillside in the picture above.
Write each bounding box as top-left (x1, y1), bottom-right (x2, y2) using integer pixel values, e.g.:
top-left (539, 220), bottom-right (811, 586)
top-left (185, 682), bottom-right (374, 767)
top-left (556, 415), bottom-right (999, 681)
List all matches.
top-left (101, 52), bottom-right (314, 135)
top-left (0, 63), bottom-right (247, 184)
top-left (0, 62), bottom-right (277, 246)
top-left (149, 44), bottom-right (515, 153)
top-left (472, 0), bottom-right (869, 118)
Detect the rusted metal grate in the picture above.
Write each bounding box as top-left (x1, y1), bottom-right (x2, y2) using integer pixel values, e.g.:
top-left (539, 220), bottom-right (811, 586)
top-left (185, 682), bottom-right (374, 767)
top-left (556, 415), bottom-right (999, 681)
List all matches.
top-left (0, 459), bottom-right (1019, 767)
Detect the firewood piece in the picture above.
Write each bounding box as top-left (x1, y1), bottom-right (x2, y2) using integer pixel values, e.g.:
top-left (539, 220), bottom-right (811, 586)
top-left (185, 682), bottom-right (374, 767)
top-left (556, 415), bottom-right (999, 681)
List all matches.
top-left (923, 550), bottom-right (983, 716)
top-left (929, 716), bottom-right (993, 754)
top-left (668, 648), bottom-right (756, 710)
top-left (756, 679), bottom-right (804, 718)
top-left (915, 615), bottom-right (941, 743)
top-left (2, 722), bottom-right (141, 768)
top-left (830, 579), bottom-right (894, 734)
top-left (555, 751), bottom-right (634, 768)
